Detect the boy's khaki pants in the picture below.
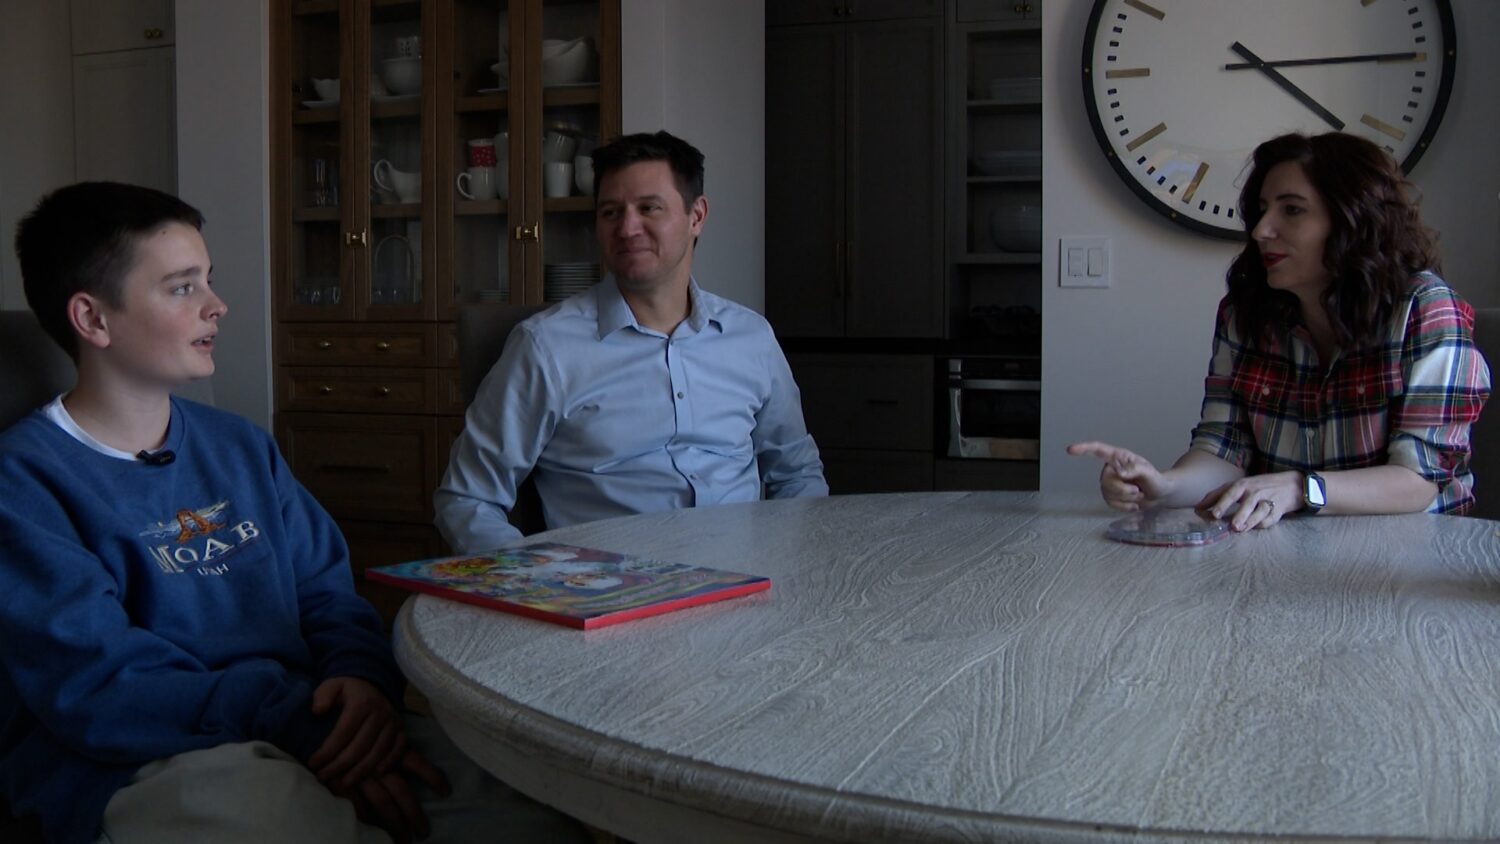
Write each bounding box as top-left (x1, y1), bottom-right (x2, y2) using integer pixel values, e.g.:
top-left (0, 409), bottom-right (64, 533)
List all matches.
top-left (96, 714), bottom-right (591, 844)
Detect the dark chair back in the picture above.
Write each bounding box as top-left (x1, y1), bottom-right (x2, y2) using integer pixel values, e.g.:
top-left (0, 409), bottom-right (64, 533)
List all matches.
top-left (0, 310), bottom-right (75, 431)
top-left (1469, 308), bottom-right (1500, 520)
top-left (454, 303), bottom-right (550, 537)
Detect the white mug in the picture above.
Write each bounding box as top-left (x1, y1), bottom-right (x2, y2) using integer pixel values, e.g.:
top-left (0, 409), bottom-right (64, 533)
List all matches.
top-left (543, 161), bottom-right (573, 198)
top-left (373, 159), bottom-right (421, 203)
top-left (456, 166), bottom-right (497, 201)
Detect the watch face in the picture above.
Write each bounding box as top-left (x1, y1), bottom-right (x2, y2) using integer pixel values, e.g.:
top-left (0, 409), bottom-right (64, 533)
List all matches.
top-left (1307, 475), bottom-right (1327, 508)
top-left (1082, 0), bottom-right (1456, 240)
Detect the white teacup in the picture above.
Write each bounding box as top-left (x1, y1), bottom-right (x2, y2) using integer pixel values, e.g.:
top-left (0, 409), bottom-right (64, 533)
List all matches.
top-left (457, 166), bottom-right (497, 201)
top-left (373, 159), bottom-right (421, 203)
top-left (543, 161), bottom-right (573, 198)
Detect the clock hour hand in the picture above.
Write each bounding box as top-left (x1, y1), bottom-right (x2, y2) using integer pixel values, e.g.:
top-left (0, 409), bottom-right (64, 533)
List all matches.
top-left (1229, 42), bottom-right (1345, 131)
top-left (1224, 50), bottom-right (1423, 71)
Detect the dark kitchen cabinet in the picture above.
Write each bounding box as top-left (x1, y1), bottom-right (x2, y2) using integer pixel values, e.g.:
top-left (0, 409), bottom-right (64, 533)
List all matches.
top-left (766, 4), bottom-right (943, 339)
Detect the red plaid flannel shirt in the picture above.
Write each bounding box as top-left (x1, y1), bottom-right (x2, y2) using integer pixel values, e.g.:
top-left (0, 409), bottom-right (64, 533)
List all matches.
top-left (1189, 274), bottom-right (1491, 514)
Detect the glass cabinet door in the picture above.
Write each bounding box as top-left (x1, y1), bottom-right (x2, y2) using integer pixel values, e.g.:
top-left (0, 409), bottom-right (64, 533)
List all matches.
top-left (365, 0), bottom-right (432, 318)
top-left (284, 0), bottom-right (354, 319)
top-left (443, 0), bottom-right (619, 309)
top-left (536, 0), bottom-right (612, 306)
top-left (446, 0), bottom-right (515, 308)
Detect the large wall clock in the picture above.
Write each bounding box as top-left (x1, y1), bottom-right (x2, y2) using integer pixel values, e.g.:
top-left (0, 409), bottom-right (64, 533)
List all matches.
top-left (1082, 0), bottom-right (1456, 240)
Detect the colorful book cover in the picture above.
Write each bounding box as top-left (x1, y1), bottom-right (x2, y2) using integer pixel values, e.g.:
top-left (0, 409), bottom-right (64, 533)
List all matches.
top-left (365, 542), bottom-right (771, 629)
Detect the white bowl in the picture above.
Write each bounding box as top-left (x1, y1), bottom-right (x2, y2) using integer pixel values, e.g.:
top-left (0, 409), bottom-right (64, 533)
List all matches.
top-left (380, 57), bottom-right (422, 95)
top-left (542, 39), bottom-right (594, 85)
top-left (490, 61), bottom-right (508, 82)
top-left (311, 77), bottom-right (339, 101)
top-left (990, 206), bottom-right (1042, 253)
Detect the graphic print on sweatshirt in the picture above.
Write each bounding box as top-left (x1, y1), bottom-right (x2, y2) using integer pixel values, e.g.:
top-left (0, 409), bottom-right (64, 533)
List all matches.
top-left (136, 499), bottom-right (263, 576)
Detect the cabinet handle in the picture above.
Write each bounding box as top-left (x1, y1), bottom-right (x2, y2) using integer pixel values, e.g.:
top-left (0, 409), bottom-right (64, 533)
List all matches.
top-left (374, 341), bottom-right (391, 351)
top-left (318, 385), bottom-right (335, 395)
top-left (375, 386), bottom-right (392, 397)
top-left (317, 340), bottom-right (333, 350)
top-left (513, 223), bottom-right (540, 241)
top-left (344, 230), bottom-right (368, 247)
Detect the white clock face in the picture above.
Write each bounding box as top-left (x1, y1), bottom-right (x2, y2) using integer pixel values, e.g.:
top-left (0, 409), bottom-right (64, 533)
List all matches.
top-left (1083, 0), bottom-right (1455, 239)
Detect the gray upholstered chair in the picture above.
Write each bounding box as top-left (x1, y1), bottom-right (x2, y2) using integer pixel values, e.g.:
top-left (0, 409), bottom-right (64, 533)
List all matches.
top-left (454, 302), bottom-right (550, 537)
top-left (0, 310), bottom-right (75, 431)
top-left (1468, 308), bottom-right (1500, 520)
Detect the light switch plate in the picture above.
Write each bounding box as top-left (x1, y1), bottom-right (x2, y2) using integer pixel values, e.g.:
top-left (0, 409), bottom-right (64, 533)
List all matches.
top-left (1059, 237), bottom-right (1110, 288)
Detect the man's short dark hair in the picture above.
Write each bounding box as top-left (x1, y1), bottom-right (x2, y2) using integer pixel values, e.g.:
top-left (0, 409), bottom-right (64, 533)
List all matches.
top-left (590, 131), bottom-right (705, 209)
top-left (14, 181), bottom-right (205, 360)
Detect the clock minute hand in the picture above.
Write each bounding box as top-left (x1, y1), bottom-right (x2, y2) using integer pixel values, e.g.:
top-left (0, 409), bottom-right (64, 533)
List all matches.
top-left (1224, 50), bottom-right (1423, 71)
top-left (1229, 41), bottom-right (1345, 131)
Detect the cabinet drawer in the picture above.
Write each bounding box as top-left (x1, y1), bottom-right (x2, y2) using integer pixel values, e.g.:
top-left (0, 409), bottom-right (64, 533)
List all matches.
top-left (767, 0), bottom-right (939, 25)
top-left (789, 354), bottom-right (933, 450)
top-left (275, 413), bottom-right (439, 523)
top-left (280, 367), bottom-right (438, 413)
top-left (821, 448), bottom-right (933, 494)
top-left (278, 323), bottom-right (438, 366)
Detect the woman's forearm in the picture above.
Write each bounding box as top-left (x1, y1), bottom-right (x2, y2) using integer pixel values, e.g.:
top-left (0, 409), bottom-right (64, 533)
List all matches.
top-left (1317, 464), bottom-right (1438, 515)
top-left (1156, 448), bottom-right (1246, 508)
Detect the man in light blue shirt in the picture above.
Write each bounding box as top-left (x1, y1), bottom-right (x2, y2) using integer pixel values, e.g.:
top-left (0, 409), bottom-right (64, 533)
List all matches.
top-left (435, 131), bottom-right (828, 553)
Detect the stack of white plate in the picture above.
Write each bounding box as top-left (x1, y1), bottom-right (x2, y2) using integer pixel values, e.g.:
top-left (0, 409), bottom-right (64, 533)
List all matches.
top-left (543, 262), bottom-right (599, 302)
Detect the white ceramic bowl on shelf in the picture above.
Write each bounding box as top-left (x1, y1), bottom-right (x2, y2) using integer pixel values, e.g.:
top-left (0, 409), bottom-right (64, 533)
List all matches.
top-left (311, 77), bottom-right (340, 101)
top-left (380, 57), bottom-right (422, 95)
top-left (542, 38), bottom-right (594, 85)
top-left (990, 205), bottom-right (1042, 253)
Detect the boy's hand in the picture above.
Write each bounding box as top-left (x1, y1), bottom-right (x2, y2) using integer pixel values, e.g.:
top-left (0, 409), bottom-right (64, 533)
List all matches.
top-left (309, 676), bottom-right (406, 789)
top-left (348, 748), bottom-right (451, 843)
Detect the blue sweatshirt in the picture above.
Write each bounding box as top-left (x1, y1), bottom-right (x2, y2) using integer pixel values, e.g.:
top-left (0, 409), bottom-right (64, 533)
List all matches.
top-left (0, 399), bottom-right (400, 843)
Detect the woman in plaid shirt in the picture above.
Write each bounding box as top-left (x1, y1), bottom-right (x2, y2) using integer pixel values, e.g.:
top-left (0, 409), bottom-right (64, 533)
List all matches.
top-left (1070, 132), bottom-right (1490, 530)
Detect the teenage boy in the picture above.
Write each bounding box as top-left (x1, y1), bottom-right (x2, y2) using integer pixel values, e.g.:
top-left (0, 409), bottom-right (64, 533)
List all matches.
top-left (0, 182), bottom-right (588, 843)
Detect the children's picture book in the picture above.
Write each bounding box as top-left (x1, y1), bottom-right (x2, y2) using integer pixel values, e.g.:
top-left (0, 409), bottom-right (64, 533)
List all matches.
top-left (366, 542), bottom-right (771, 629)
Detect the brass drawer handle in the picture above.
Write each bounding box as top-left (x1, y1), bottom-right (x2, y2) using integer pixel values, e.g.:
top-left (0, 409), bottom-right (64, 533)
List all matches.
top-left (375, 386), bottom-right (391, 396)
top-left (317, 340), bottom-right (334, 350)
top-left (319, 385), bottom-right (334, 395)
top-left (375, 341), bottom-right (391, 351)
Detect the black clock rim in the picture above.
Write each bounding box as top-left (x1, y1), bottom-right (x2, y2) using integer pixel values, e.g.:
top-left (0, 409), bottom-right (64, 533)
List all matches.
top-left (1079, 0), bottom-right (1458, 243)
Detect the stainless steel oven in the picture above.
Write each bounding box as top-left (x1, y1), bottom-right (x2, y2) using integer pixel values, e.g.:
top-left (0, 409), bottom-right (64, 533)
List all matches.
top-left (943, 356), bottom-right (1041, 460)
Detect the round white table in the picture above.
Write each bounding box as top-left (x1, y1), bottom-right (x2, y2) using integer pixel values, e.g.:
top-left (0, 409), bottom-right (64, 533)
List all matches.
top-left (393, 493), bottom-right (1500, 842)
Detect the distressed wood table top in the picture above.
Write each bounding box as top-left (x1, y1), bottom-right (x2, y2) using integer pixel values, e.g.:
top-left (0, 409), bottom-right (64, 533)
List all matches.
top-left (394, 493), bottom-right (1500, 842)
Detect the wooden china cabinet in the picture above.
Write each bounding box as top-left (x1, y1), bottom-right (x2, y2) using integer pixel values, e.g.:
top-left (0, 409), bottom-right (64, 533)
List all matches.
top-left (270, 0), bottom-right (620, 621)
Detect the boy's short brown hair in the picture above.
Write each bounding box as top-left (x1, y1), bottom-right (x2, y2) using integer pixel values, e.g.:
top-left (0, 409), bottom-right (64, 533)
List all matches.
top-left (14, 182), bottom-right (205, 360)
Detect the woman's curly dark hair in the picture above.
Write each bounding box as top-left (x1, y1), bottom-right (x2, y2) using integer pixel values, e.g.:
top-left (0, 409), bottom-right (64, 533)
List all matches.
top-left (1226, 132), bottom-right (1439, 349)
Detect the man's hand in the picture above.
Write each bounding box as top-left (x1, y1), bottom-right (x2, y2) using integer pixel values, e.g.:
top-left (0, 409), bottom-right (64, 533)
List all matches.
top-left (346, 749), bottom-right (451, 843)
top-left (1067, 441), bottom-right (1175, 511)
top-left (309, 677), bottom-right (406, 789)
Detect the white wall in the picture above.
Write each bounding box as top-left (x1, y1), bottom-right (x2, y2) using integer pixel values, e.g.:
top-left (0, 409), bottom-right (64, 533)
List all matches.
top-left (0, 3), bottom-right (75, 309)
top-left (174, 0), bottom-right (273, 427)
top-left (621, 0), bottom-right (766, 312)
top-left (1040, 0), bottom-right (1500, 495)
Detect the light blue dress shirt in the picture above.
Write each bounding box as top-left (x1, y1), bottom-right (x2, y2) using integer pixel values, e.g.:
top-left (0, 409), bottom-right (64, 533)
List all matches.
top-left (435, 276), bottom-right (829, 553)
